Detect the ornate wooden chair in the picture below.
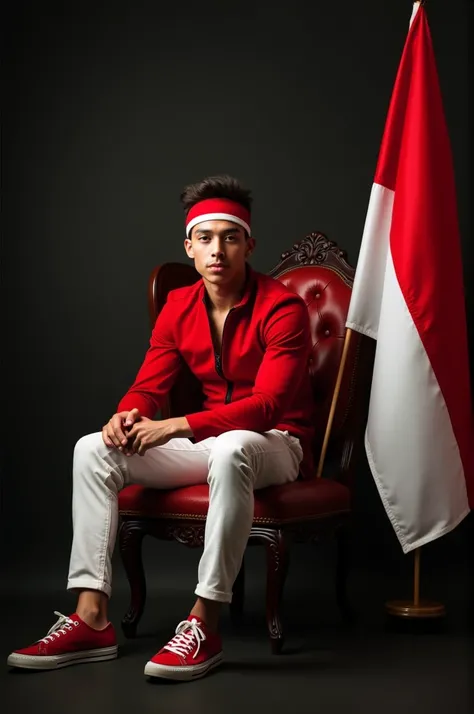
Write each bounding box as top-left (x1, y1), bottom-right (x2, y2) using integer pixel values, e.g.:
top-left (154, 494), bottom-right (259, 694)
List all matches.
top-left (117, 232), bottom-right (374, 653)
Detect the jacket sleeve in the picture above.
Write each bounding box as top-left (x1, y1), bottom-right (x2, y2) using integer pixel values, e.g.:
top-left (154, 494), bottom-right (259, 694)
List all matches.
top-left (117, 300), bottom-right (182, 418)
top-left (185, 294), bottom-right (311, 439)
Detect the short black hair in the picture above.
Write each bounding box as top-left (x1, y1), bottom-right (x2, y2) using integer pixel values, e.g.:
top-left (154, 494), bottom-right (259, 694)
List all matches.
top-left (180, 174), bottom-right (252, 216)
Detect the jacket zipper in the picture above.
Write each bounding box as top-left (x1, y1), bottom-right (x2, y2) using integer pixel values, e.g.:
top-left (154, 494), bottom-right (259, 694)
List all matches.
top-left (214, 308), bottom-right (234, 404)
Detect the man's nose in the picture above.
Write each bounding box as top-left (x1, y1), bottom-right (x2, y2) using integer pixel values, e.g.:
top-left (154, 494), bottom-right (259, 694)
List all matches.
top-left (211, 239), bottom-right (225, 256)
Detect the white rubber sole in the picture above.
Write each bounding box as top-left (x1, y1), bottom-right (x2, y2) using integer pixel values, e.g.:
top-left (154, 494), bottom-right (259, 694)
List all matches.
top-left (7, 645), bottom-right (118, 670)
top-left (144, 652), bottom-right (223, 681)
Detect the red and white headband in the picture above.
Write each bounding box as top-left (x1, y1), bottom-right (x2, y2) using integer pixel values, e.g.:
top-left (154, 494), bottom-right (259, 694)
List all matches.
top-left (185, 198), bottom-right (251, 237)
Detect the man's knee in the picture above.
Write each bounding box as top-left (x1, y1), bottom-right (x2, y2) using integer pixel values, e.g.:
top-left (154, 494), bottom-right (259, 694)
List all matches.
top-left (208, 431), bottom-right (254, 486)
top-left (73, 432), bottom-right (126, 494)
top-left (73, 432), bottom-right (108, 469)
top-left (210, 431), bottom-right (252, 459)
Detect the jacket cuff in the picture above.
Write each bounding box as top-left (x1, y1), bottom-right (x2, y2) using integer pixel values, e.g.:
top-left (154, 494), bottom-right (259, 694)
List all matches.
top-left (185, 411), bottom-right (213, 441)
top-left (117, 395), bottom-right (156, 419)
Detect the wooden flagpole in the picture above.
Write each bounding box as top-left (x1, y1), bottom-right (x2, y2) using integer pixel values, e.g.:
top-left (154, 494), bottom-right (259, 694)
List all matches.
top-left (316, 328), bottom-right (353, 478)
top-left (386, 547), bottom-right (445, 619)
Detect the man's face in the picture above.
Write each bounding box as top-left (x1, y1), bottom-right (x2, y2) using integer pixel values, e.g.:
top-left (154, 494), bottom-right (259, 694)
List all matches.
top-left (184, 220), bottom-right (255, 286)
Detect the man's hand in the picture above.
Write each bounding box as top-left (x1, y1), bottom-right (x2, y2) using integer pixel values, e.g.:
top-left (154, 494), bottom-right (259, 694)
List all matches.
top-left (126, 416), bottom-right (193, 456)
top-left (102, 408), bottom-right (141, 452)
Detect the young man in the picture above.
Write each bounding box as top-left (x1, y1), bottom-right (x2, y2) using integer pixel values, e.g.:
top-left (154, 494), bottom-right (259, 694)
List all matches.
top-left (7, 175), bottom-right (315, 681)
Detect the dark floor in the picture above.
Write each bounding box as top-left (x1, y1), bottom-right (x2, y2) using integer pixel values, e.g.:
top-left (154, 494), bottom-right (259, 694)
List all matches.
top-left (1, 542), bottom-right (472, 714)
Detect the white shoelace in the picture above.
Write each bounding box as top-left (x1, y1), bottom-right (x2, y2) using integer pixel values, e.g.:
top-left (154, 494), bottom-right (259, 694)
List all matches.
top-left (39, 611), bottom-right (79, 643)
top-left (163, 618), bottom-right (206, 659)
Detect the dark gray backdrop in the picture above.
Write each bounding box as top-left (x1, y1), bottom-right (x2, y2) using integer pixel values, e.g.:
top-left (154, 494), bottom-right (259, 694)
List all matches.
top-left (2, 0), bottom-right (472, 604)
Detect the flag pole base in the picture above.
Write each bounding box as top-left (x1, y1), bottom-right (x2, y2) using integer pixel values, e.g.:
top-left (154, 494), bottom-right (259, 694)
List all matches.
top-left (385, 600), bottom-right (445, 619)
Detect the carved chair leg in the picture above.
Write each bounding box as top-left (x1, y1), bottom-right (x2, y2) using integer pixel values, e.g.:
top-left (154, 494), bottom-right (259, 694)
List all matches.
top-left (229, 559), bottom-right (245, 626)
top-left (251, 527), bottom-right (289, 654)
top-left (335, 524), bottom-right (355, 625)
top-left (119, 519), bottom-right (147, 638)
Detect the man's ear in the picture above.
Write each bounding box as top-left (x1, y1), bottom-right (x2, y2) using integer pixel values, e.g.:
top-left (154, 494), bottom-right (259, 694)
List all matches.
top-left (184, 237), bottom-right (194, 259)
top-left (246, 236), bottom-right (256, 256)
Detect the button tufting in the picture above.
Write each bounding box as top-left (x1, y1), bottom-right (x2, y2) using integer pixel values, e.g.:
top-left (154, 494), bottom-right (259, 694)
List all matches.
top-left (324, 329), bottom-right (330, 337)
top-left (315, 293), bottom-right (321, 299)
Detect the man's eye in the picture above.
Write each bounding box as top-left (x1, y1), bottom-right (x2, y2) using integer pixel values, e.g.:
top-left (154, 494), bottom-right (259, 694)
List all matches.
top-left (225, 235), bottom-right (236, 241)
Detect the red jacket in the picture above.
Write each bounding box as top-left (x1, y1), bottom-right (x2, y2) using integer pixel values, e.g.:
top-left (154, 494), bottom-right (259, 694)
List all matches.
top-left (118, 267), bottom-right (315, 478)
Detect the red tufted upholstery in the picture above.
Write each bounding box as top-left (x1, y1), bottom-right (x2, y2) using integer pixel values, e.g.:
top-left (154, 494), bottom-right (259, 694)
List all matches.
top-left (278, 266), bottom-right (353, 456)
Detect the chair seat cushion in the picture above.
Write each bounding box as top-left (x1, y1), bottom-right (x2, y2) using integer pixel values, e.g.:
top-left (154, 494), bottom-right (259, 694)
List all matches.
top-left (118, 478), bottom-right (350, 525)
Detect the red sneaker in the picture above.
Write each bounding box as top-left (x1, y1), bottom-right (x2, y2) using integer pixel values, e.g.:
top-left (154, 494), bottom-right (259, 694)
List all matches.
top-left (7, 611), bottom-right (118, 670)
top-left (144, 616), bottom-right (223, 681)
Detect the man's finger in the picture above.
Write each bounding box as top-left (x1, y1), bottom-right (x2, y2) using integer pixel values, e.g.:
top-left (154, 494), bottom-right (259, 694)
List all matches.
top-left (108, 427), bottom-right (123, 448)
top-left (104, 419), bottom-right (121, 447)
top-left (123, 429), bottom-right (138, 456)
top-left (125, 408), bottom-right (140, 427)
top-left (126, 422), bottom-right (143, 439)
top-left (131, 434), bottom-right (141, 455)
top-left (102, 428), bottom-right (114, 448)
top-left (112, 415), bottom-right (128, 446)
top-left (123, 439), bottom-right (135, 456)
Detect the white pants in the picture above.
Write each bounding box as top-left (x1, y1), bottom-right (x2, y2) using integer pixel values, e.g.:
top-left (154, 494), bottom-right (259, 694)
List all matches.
top-left (67, 429), bottom-right (303, 603)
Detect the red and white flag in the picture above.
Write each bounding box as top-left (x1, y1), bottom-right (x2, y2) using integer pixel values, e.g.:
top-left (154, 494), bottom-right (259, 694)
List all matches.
top-left (346, 3), bottom-right (473, 552)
